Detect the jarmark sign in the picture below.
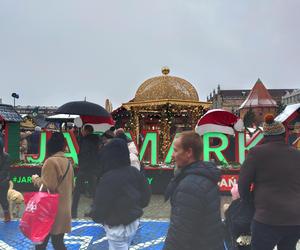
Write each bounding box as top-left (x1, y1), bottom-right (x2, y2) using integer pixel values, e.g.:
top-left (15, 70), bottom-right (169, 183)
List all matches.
top-left (23, 130), bottom-right (264, 166)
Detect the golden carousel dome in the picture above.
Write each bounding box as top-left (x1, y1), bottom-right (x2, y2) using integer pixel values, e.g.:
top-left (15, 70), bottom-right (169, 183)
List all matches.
top-left (134, 67), bottom-right (199, 102)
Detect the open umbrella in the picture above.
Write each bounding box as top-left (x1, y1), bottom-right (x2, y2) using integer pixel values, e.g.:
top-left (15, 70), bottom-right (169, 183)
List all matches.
top-left (195, 109), bottom-right (244, 135)
top-left (56, 101), bottom-right (115, 132)
top-left (56, 101), bottom-right (110, 117)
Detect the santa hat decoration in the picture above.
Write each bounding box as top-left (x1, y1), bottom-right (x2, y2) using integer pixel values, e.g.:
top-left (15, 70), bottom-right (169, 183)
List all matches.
top-left (74, 115), bottom-right (115, 132)
top-left (195, 109), bottom-right (244, 135)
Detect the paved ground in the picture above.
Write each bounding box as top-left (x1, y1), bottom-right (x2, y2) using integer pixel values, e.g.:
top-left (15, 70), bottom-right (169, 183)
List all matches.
top-left (73, 195), bottom-right (232, 220)
top-left (1, 195), bottom-right (299, 249)
top-left (0, 219), bottom-right (169, 249)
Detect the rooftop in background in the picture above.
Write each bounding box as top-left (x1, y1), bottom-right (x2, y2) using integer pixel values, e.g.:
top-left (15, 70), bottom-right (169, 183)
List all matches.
top-left (133, 67), bottom-right (199, 102)
top-left (217, 89), bottom-right (294, 99)
top-left (275, 103), bottom-right (300, 123)
top-left (0, 104), bottom-right (23, 122)
top-left (14, 105), bottom-right (58, 116)
top-left (239, 79), bottom-right (277, 109)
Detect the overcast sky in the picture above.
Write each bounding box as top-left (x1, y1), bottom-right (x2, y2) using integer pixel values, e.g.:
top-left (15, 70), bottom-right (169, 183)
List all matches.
top-left (0, 0), bottom-right (299, 109)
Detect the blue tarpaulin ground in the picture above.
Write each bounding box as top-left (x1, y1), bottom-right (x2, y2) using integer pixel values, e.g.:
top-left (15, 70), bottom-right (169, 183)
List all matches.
top-left (0, 219), bottom-right (169, 250)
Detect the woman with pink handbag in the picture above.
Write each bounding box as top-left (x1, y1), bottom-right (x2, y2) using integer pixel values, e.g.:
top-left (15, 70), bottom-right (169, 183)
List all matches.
top-left (32, 132), bottom-right (74, 250)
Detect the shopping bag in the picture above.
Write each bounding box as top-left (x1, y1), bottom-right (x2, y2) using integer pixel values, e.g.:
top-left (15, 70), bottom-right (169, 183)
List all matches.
top-left (19, 185), bottom-right (59, 244)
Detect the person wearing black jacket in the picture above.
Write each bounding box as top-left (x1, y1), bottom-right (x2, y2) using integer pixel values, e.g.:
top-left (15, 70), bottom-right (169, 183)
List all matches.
top-left (163, 131), bottom-right (223, 250)
top-left (72, 124), bottom-right (100, 218)
top-left (0, 137), bottom-right (11, 222)
top-left (92, 138), bottom-right (151, 250)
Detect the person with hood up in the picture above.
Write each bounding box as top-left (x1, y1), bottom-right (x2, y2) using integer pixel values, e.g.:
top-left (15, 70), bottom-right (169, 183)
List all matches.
top-left (0, 137), bottom-right (11, 222)
top-left (163, 131), bottom-right (224, 250)
top-left (92, 138), bottom-right (151, 250)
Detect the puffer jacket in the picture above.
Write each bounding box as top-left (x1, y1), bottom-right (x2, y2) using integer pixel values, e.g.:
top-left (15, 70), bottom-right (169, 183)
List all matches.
top-left (92, 139), bottom-right (151, 226)
top-left (163, 161), bottom-right (224, 250)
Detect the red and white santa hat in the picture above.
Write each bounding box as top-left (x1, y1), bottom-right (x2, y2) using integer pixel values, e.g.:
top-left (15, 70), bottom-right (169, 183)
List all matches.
top-left (74, 115), bottom-right (115, 132)
top-left (195, 109), bottom-right (244, 135)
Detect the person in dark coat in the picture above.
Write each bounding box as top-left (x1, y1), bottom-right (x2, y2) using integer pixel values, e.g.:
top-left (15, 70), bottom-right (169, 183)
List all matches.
top-left (163, 131), bottom-right (224, 250)
top-left (239, 114), bottom-right (300, 250)
top-left (0, 137), bottom-right (11, 222)
top-left (92, 138), bottom-right (151, 250)
top-left (72, 124), bottom-right (100, 218)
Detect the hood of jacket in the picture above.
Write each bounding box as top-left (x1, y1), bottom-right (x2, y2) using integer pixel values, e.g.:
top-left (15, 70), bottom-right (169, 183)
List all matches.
top-left (182, 161), bottom-right (221, 184)
top-left (101, 138), bottom-right (131, 173)
top-left (164, 161), bottom-right (221, 201)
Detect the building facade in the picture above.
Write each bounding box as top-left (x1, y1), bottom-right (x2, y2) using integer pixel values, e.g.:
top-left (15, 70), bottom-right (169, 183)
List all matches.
top-left (14, 105), bottom-right (58, 116)
top-left (208, 81), bottom-right (295, 114)
top-left (282, 89), bottom-right (300, 105)
top-left (239, 79), bottom-right (277, 125)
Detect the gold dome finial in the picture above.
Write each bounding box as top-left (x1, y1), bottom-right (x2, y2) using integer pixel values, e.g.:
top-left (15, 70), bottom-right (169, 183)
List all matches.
top-left (161, 66), bottom-right (170, 75)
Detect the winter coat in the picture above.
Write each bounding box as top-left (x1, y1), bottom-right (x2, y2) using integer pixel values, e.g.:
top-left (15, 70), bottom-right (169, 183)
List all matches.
top-left (92, 139), bottom-right (151, 226)
top-left (239, 135), bottom-right (300, 226)
top-left (34, 152), bottom-right (74, 234)
top-left (78, 134), bottom-right (100, 173)
top-left (0, 152), bottom-right (10, 183)
top-left (163, 161), bottom-right (224, 250)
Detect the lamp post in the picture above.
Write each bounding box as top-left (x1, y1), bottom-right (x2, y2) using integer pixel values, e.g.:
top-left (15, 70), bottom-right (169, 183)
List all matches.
top-left (11, 93), bottom-right (19, 107)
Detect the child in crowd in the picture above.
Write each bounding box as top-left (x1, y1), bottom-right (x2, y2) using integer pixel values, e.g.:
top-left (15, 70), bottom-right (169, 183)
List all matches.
top-left (224, 184), bottom-right (254, 250)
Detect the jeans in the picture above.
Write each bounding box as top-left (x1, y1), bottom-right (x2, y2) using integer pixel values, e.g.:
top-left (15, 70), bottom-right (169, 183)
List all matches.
top-left (35, 234), bottom-right (66, 250)
top-left (72, 172), bottom-right (96, 218)
top-left (251, 220), bottom-right (300, 250)
top-left (104, 219), bottom-right (139, 250)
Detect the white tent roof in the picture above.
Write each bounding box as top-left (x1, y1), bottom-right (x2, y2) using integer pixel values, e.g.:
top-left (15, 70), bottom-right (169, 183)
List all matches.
top-left (275, 103), bottom-right (300, 123)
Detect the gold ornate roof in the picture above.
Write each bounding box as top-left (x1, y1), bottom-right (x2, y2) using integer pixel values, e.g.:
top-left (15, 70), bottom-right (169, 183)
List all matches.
top-left (134, 67), bottom-right (199, 102)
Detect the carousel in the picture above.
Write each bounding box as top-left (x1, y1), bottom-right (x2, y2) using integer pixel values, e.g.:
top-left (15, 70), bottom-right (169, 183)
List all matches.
top-left (113, 67), bottom-right (211, 162)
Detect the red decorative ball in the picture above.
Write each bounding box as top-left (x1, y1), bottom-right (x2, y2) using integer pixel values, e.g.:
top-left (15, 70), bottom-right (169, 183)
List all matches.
top-left (264, 114), bottom-right (274, 124)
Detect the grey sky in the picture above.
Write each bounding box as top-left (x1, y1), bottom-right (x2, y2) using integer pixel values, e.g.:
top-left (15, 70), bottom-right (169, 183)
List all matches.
top-left (0, 0), bottom-right (299, 109)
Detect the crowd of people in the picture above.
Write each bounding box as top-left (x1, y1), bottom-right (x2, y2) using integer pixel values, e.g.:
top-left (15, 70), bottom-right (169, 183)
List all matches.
top-left (1, 114), bottom-right (300, 250)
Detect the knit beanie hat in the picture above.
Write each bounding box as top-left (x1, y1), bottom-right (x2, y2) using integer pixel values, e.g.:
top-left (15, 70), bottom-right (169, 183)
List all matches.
top-left (263, 114), bottom-right (285, 136)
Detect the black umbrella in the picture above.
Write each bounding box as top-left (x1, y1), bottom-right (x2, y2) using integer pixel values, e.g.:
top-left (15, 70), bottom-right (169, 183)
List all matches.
top-left (56, 101), bottom-right (110, 117)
